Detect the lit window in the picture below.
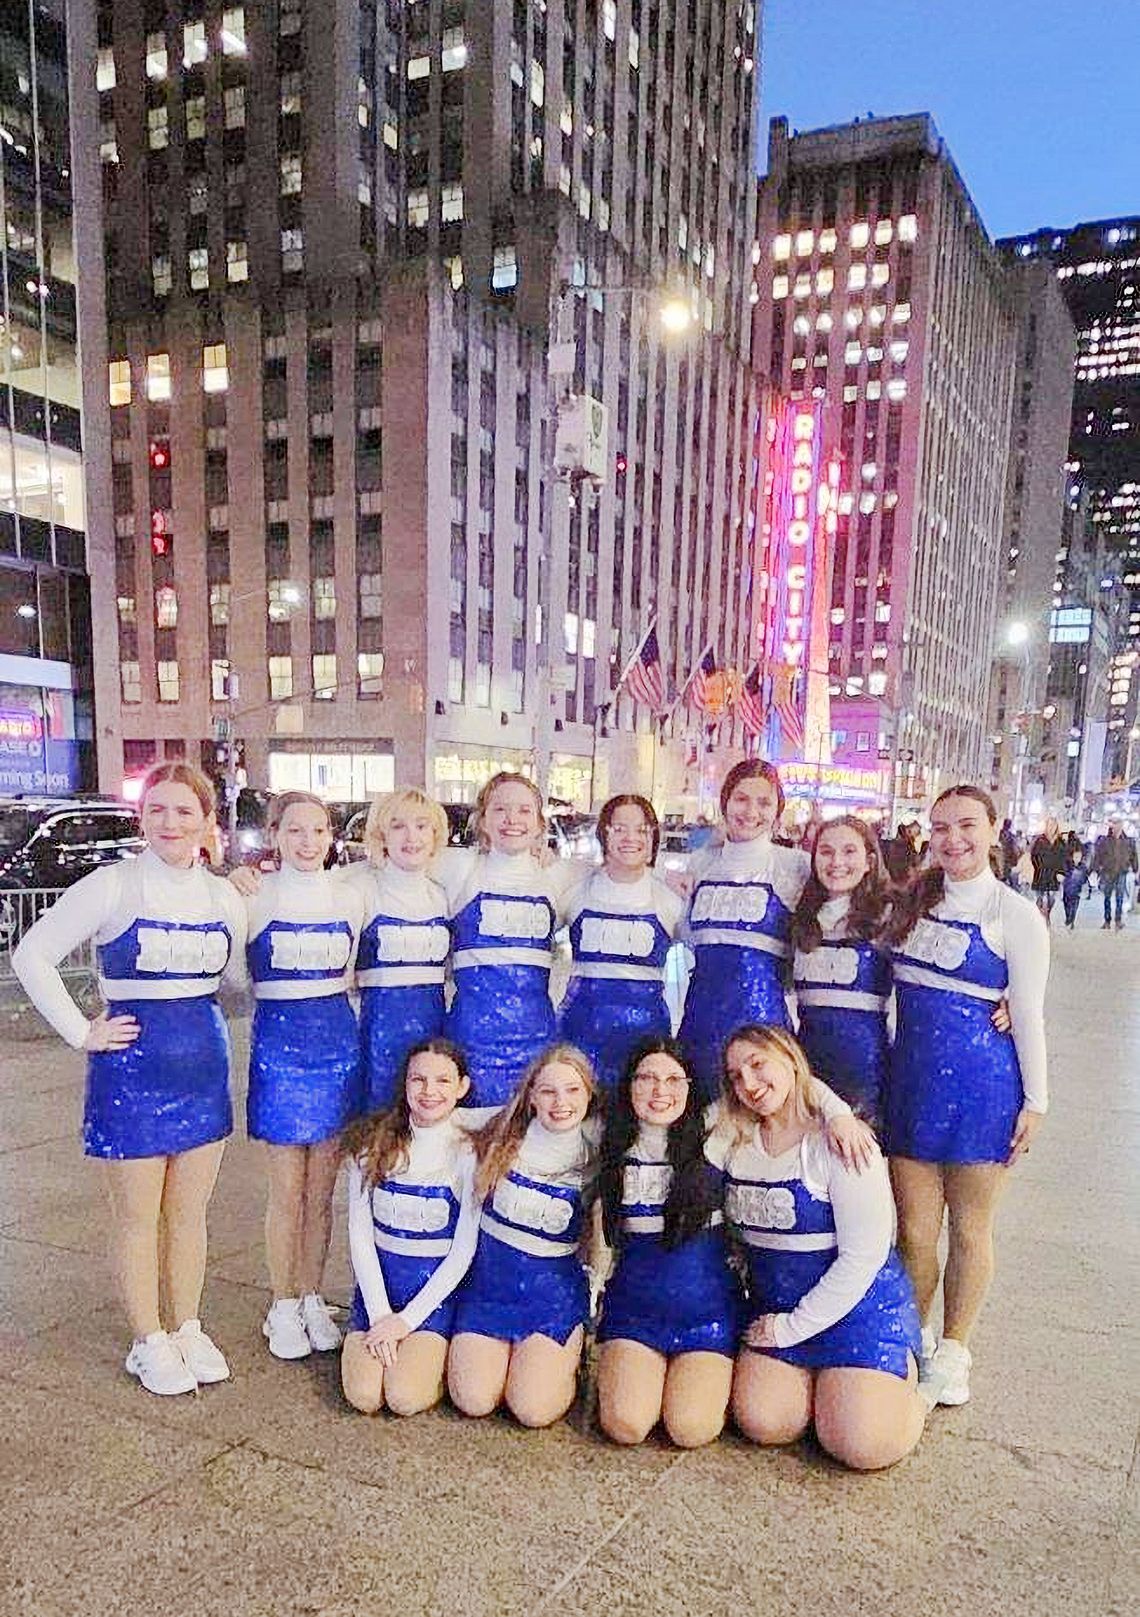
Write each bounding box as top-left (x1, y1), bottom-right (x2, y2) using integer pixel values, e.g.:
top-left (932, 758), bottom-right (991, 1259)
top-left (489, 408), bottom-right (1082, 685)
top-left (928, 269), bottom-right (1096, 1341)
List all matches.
top-left (280, 72), bottom-right (302, 114)
top-left (848, 264), bottom-right (867, 291)
top-left (358, 652), bottom-right (384, 696)
top-left (793, 314), bottom-right (810, 337)
top-left (152, 255), bottom-right (172, 296)
top-left (772, 275), bottom-right (789, 299)
top-left (795, 230), bottom-right (814, 256)
top-left (886, 378), bottom-right (907, 403)
top-left (830, 607), bottom-right (846, 625)
top-left (448, 657), bottom-right (464, 704)
top-left (407, 54), bottom-right (430, 80)
top-left (224, 85), bottom-right (245, 129)
top-left (313, 577), bottom-right (337, 619)
top-left (441, 27), bottom-right (467, 70)
top-left (221, 7), bottom-right (246, 54)
top-left (118, 595), bottom-right (137, 623)
top-left (211, 659), bottom-right (231, 701)
top-left (580, 183), bottom-right (592, 220)
top-left (146, 353), bottom-right (171, 401)
top-left (147, 105), bottom-right (169, 149)
top-left (157, 661), bottom-right (180, 702)
top-left (183, 20), bottom-right (207, 67)
top-left (121, 662), bottom-right (141, 704)
top-left (771, 233), bottom-right (792, 261)
top-left (629, 27), bottom-right (640, 68)
top-left (531, 59), bottom-right (545, 107)
top-left (383, 120), bottom-right (398, 150)
top-left (269, 656), bottom-right (293, 699)
top-left (871, 262), bottom-right (890, 288)
top-left (155, 586), bottom-right (178, 628)
top-left (492, 246), bottom-right (518, 291)
top-left (146, 32), bottom-right (167, 79)
top-left (188, 177), bottom-right (208, 215)
top-left (441, 182), bottom-right (464, 223)
top-left (280, 153), bottom-right (302, 194)
top-left (874, 219), bottom-right (893, 246)
top-left (816, 312), bottom-right (833, 333)
top-left (875, 602), bottom-right (892, 623)
top-left (108, 360), bottom-right (132, 406)
top-left (185, 96), bottom-right (206, 140)
top-left (859, 492), bottom-right (876, 514)
top-left (819, 228), bottom-right (837, 254)
top-left (312, 654), bottom-right (337, 698)
top-left (188, 247), bottom-right (209, 290)
top-left (603, 0), bottom-right (617, 39)
top-left (845, 342), bottom-right (862, 365)
top-left (281, 228), bottom-right (303, 271)
top-left (559, 164), bottom-right (571, 196)
top-left (865, 379), bottom-right (882, 400)
top-left (358, 167), bottom-right (372, 206)
top-left (816, 267), bottom-right (834, 294)
top-left (99, 119), bottom-right (118, 164)
top-left (96, 47), bottom-right (116, 91)
top-left (843, 384), bottom-right (858, 403)
top-left (892, 302), bottom-right (911, 325)
top-left (445, 255), bottom-right (464, 290)
top-left (868, 304), bottom-right (886, 327)
top-left (407, 188), bottom-right (429, 228)
top-left (845, 307), bottom-right (863, 330)
top-left (203, 343), bottom-right (228, 392)
top-left (898, 214), bottom-right (918, 243)
top-left (226, 240), bottom-right (249, 283)
top-left (210, 583), bottom-right (231, 625)
top-left (850, 222), bottom-right (870, 250)
top-left (793, 273), bottom-right (811, 299)
top-left (889, 339), bottom-right (909, 364)
top-left (868, 671), bottom-right (887, 695)
top-left (359, 573), bottom-right (382, 618)
top-left (279, 0), bottom-right (301, 37)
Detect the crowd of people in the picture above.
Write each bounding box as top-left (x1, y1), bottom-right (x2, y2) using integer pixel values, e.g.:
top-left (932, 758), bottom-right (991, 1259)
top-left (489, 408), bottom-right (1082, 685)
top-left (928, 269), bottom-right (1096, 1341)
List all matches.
top-left (13, 757), bottom-right (1054, 1471)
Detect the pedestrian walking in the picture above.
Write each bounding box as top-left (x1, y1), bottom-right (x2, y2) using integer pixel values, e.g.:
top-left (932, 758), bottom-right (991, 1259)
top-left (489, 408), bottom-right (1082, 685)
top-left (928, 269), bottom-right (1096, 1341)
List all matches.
top-left (1061, 846), bottom-right (1090, 930)
top-left (1093, 819), bottom-right (1138, 931)
top-left (1029, 817), bottom-right (1067, 926)
top-left (998, 819), bottom-right (1022, 889)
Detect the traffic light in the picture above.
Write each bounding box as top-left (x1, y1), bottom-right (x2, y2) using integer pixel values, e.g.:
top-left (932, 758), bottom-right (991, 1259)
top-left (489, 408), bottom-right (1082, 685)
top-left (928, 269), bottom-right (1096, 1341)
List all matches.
top-left (615, 451), bottom-right (628, 476)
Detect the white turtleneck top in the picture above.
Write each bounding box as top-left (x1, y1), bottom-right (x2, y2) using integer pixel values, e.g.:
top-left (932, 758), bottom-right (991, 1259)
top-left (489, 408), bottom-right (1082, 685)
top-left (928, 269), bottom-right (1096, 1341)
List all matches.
top-left (340, 859), bottom-right (451, 987)
top-left (683, 833), bottom-right (811, 944)
top-left (435, 846), bottom-right (581, 923)
top-left (245, 865), bottom-right (364, 998)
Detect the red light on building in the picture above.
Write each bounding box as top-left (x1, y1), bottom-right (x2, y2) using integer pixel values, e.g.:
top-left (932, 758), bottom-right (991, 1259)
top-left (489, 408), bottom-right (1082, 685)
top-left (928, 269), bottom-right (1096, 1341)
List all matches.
top-left (151, 509), bottom-right (169, 556)
top-left (615, 451), bottom-right (628, 476)
top-left (149, 439), bottom-right (170, 470)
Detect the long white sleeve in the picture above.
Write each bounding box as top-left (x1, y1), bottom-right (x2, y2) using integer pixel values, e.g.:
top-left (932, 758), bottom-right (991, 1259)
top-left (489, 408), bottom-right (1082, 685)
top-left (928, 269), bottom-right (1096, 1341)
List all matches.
top-left (396, 1149), bottom-right (479, 1332)
top-left (11, 865), bottom-right (122, 1047)
top-left (771, 1140), bottom-right (894, 1349)
top-left (999, 888), bottom-right (1050, 1113)
top-left (346, 1160), bottom-right (391, 1325)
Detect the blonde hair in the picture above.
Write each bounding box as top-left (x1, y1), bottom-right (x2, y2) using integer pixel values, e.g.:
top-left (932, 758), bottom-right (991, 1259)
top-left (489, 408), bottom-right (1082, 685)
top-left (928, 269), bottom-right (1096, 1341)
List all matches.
top-left (718, 1025), bottom-right (823, 1149)
top-left (469, 771), bottom-right (545, 853)
top-left (139, 761), bottom-right (216, 819)
top-left (472, 1043), bottom-right (598, 1199)
top-left (364, 789), bottom-right (449, 865)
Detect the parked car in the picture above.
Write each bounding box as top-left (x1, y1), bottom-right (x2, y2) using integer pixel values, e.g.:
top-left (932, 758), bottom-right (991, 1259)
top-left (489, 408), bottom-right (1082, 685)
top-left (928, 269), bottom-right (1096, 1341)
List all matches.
top-left (0, 798), bottom-right (144, 947)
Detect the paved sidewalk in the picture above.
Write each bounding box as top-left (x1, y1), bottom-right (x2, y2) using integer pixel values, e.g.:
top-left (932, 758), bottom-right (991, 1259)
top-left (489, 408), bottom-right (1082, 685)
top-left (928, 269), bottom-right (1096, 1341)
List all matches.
top-left (0, 914), bottom-right (1136, 1616)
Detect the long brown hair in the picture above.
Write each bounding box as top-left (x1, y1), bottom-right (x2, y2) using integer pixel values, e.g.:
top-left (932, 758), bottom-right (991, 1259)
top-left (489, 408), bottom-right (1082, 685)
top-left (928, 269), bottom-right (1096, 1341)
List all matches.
top-left (716, 1025), bottom-right (824, 1151)
top-left (472, 1043), bottom-right (599, 1199)
top-left (884, 784), bottom-right (997, 946)
top-left (342, 1038), bottom-right (468, 1188)
top-left (790, 815), bottom-right (891, 953)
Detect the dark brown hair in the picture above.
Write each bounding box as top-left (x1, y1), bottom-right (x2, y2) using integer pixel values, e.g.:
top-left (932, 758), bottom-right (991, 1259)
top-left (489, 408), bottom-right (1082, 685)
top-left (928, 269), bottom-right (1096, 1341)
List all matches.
top-left (790, 814), bottom-right (891, 952)
top-left (342, 1038), bottom-right (468, 1188)
top-left (719, 758), bottom-right (785, 820)
top-left (596, 793), bottom-right (661, 865)
top-left (884, 784), bottom-right (997, 946)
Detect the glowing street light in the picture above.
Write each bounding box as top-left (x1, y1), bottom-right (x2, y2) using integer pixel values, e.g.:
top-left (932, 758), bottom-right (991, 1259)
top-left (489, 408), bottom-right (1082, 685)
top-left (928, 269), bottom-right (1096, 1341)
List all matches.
top-left (1005, 620), bottom-right (1030, 647)
top-left (658, 295), bottom-right (693, 334)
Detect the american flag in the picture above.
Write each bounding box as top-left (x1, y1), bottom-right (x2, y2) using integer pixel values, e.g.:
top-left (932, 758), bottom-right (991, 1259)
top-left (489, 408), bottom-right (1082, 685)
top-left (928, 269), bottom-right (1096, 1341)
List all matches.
top-left (616, 622), bottom-right (667, 712)
top-left (686, 645), bottom-right (718, 713)
top-left (738, 662), bottom-right (768, 735)
top-left (771, 662), bottom-right (805, 750)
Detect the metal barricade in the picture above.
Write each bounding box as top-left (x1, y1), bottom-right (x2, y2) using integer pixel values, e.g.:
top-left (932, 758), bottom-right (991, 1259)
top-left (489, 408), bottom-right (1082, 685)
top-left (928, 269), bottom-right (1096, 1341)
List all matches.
top-left (0, 888), bottom-right (97, 984)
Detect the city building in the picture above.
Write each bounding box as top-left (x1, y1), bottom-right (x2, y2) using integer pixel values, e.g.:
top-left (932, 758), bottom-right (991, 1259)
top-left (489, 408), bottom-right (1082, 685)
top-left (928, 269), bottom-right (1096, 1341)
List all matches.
top-left (0, 0), bottom-right (94, 795)
top-left (753, 114), bottom-right (1017, 818)
top-left (987, 256), bottom-right (1076, 824)
top-left (71, 0), bottom-right (764, 811)
top-left (1000, 217), bottom-right (1140, 782)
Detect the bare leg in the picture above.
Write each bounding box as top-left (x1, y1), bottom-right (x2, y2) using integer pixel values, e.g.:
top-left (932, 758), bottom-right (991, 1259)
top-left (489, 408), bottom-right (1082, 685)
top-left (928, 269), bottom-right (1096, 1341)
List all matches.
top-left (264, 1144), bottom-right (306, 1300)
top-left (104, 1157), bottom-right (167, 1338)
top-left (447, 1332), bottom-right (512, 1417)
top-left (340, 1330), bottom-right (385, 1414)
top-left (661, 1351), bottom-right (734, 1449)
top-left (732, 1351), bottom-right (813, 1446)
top-left (814, 1362), bottom-right (925, 1470)
top-left (297, 1139), bottom-right (342, 1296)
top-left (890, 1156), bottom-right (947, 1323)
top-left (597, 1340), bottom-right (667, 1445)
top-left (505, 1327), bottom-right (585, 1428)
top-left (383, 1332), bottom-right (449, 1416)
top-left (161, 1139), bottom-right (226, 1327)
top-left (942, 1163), bottom-right (1008, 1345)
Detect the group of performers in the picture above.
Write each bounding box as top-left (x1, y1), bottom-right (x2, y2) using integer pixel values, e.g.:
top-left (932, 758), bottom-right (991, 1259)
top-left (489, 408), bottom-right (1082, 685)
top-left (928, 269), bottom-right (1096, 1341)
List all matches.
top-left (13, 755), bottom-right (1049, 1469)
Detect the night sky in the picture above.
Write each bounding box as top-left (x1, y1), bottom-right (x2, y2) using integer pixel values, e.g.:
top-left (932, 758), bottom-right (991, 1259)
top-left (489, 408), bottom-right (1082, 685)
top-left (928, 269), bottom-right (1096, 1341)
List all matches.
top-left (759, 0), bottom-right (1140, 240)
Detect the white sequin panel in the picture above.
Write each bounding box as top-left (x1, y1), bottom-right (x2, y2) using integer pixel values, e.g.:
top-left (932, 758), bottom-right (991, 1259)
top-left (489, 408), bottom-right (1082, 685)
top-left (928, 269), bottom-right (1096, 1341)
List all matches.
top-left (794, 945), bottom-right (860, 986)
top-left (903, 918), bottom-right (971, 971)
top-left (135, 925), bottom-right (229, 975)
top-left (372, 1187), bottom-right (452, 1233)
top-left (691, 883), bottom-right (770, 926)
top-left (622, 1161), bottom-right (673, 1206)
top-left (372, 923), bottom-right (450, 963)
top-left (269, 928), bottom-right (353, 972)
top-left (579, 917), bottom-right (658, 958)
top-left (478, 898), bottom-right (551, 941)
top-left (725, 1182), bottom-right (797, 1231)
top-left (492, 1176), bottom-right (574, 1234)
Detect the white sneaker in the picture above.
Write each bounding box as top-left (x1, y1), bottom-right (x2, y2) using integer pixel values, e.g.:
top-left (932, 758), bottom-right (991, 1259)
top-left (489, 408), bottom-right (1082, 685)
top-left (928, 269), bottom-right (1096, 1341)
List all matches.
top-left (924, 1337), bottom-right (972, 1406)
top-left (171, 1319), bottom-right (231, 1384)
top-left (125, 1331), bottom-right (198, 1397)
top-left (301, 1292), bottom-right (343, 1352)
top-left (919, 1325), bottom-right (937, 1370)
top-left (263, 1297), bottom-right (312, 1360)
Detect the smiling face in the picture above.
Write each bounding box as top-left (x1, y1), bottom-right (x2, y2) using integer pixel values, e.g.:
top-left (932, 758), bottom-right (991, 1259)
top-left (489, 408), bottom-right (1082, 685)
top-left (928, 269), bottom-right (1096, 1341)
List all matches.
top-left (723, 775), bottom-right (781, 843)
top-left (142, 781), bottom-right (212, 868)
top-left (725, 1037), bottom-right (796, 1121)
top-left (603, 803), bottom-right (654, 878)
top-left (929, 793), bottom-right (996, 883)
top-left (405, 1049), bottom-right (469, 1127)
top-left (813, 822), bottom-right (870, 896)
top-left (385, 806), bottom-right (437, 872)
top-left (485, 780), bottom-right (541, 855)
top-left (529, 1059), bottom-right (591, 1131)
top-left (275, 801), bottom-right (333, 872)
top-left (629, 1050), bottom-right (690, 1127)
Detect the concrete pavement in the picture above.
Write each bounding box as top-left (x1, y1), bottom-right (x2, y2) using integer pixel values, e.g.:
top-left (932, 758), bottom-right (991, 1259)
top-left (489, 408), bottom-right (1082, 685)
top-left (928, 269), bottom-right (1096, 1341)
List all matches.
top-left (0, 906), bottom-right (1136, 1617)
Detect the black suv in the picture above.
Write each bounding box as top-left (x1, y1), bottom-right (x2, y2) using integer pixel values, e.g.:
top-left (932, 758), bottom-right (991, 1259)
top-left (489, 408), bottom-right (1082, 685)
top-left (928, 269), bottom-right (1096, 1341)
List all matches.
top-left (0, 799), bottom-right (144, 944)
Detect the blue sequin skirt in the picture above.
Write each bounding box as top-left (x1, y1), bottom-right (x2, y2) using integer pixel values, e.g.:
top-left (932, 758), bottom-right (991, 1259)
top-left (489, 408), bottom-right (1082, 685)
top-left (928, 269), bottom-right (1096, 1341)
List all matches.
top-left (247, 993), bottom-right (362, 1146)
top-left (84, 995), bottom-right (231, 1160)
top-left (797, 1006), bottom-right (889, 1127)
top-left (745, 1246), bottom-right (920, 1379)
top-left (679, 944), bottom-right (791, 1102)
top-left (557, 977), bottom-right (671, 1094)
top-left (885, 986), bottom-right (1023, 1163)
top-left (452, 1231), bottom-right (589, 1345)
top-left (446, 965), bottom-right (557, 1109)
top-left (359, 983), bottom-right (446, 1113)
top-left (349, 1248), bottom-right (459, 1340)
top-left (598, 1228), bottom-right (742, 1357)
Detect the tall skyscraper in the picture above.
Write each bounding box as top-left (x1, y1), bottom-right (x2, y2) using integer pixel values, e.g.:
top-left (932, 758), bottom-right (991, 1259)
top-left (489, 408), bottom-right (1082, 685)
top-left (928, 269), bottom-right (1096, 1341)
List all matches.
top-left (1000, 217), bottom-right (1140, 782)
top-left (754, 114), bottom-right (1017, 811)
top-left (0, 0), bottom-right (95, 795)
top-left (71, 0), bottom-right (763, 809)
